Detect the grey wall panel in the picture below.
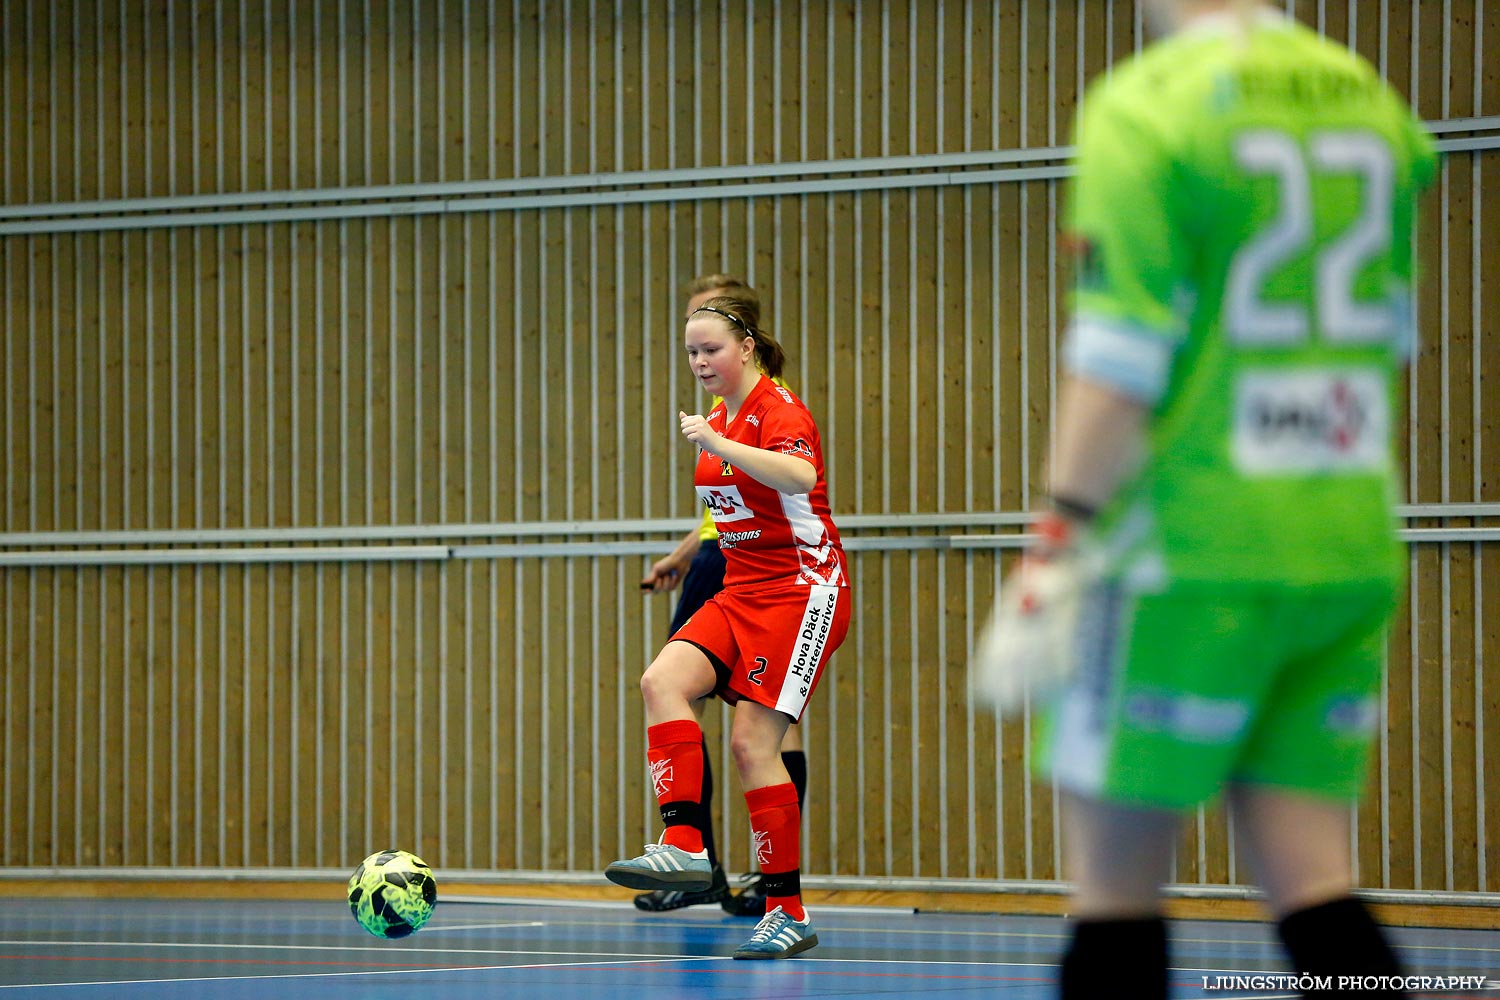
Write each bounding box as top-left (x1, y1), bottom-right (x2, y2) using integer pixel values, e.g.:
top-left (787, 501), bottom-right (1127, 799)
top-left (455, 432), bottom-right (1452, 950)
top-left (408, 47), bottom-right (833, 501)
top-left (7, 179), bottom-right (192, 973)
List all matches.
top-left (1, 1), bottom-right (1497, 896)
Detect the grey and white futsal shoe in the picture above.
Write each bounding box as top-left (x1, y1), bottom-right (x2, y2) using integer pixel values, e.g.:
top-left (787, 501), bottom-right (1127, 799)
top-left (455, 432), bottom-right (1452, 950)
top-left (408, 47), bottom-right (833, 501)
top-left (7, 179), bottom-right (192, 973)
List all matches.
top-left (604, 840), bottom-right (712, 893)
top-left (731, 905), bottom-right (819, 960)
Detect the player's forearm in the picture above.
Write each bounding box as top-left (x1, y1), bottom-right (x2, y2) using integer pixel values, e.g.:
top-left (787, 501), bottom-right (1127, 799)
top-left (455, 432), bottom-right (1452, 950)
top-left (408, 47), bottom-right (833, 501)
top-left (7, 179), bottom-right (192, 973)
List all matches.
top-left (667, 527), bottom-right (702, 564)
top-left (713, 439), bottom-right (817, 495)
top-left (1048, 373), bottom-right (1148, 515)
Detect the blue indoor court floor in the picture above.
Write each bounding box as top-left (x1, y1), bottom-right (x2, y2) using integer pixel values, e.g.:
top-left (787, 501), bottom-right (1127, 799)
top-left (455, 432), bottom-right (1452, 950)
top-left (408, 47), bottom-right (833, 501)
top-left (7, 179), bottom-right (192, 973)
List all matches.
top-left (0, 896), bottom-right (1494, 998)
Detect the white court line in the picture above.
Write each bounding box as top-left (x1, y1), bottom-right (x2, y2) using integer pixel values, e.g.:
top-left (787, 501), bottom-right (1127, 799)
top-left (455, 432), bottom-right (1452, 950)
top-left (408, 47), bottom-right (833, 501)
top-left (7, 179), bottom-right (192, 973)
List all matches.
top-left (421, 921), bottom-right (545, 932)
top-left (439, 895), bottom-right (649, 911)
top-left (0, 957), bottom-right (1075, 993)
top-left (0, 956), bottom-right (721, 992)
top-left (2, 940), bottom-right (1491, 986)
top-left (0, 939), bottom-right (1050, 969)
top-left (0, 939), bottom-right (697, 960)
top-left (443, 894), bottom-right (910, 916)
top-left (434, 913), bottom-right (1500, 955)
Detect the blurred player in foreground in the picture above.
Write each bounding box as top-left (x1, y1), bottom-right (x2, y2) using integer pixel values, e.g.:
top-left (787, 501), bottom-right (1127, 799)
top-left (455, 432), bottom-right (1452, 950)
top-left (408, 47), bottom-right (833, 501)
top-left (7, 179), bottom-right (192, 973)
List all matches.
top-left (972, 2), bottom-right (1434, 997)
top-left (637, 275), bottom-right (810, 917)
top-left (609, 294), bottom-right (850, 959)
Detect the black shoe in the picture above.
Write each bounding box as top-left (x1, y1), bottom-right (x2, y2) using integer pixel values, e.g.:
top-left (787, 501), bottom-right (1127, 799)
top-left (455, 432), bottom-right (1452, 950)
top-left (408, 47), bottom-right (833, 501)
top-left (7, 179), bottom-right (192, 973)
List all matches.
top-left (633, 864), bottom-right (729, 912)
top-left (722, 873), bottom-right (767, 917)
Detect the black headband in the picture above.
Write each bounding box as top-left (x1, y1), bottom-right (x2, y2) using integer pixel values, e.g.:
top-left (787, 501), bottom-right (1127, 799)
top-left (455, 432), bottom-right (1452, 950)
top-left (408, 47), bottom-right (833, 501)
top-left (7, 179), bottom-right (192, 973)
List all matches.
top-left (691, 304), bottom-right (753, 337)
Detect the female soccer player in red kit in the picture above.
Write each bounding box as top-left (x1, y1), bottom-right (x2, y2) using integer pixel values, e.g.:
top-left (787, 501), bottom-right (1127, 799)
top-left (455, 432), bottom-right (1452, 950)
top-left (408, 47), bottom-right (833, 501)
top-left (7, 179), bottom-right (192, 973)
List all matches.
top-left (606, 294), bottom-right (851, 960)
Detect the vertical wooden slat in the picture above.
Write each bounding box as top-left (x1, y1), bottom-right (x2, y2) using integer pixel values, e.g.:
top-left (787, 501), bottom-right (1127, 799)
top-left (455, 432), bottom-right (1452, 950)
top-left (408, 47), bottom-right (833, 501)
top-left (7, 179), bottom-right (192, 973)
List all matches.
top-left (1477, 0), bottom-right (1500, 889)
top-left (1440, 2), bottom-right (1480, 893)
top-left (937, 0), bottom-right (971, 879)
top-left (2, 4), bottom-right (19, 205)
top-left (991, 2), bottom-right (1027, 883)
top-left (1407, 0), bottom-right (1449, 892)
top-left (436, 0), bottom-right (465, 870)
top-left (47, 176), bottom-right (79, 875)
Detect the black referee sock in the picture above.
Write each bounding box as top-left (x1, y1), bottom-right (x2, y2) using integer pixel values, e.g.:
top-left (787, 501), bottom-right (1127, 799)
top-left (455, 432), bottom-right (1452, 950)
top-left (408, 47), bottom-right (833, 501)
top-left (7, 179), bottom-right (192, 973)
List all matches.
top-left (782, 750), bottom-right (807, 811)
top-left (1278, 897), bottom-right (1405, 998)
top-left (699, 737), bottom-right (719, 868)
top-left (1060, 916), bottom-right (1167, 1000)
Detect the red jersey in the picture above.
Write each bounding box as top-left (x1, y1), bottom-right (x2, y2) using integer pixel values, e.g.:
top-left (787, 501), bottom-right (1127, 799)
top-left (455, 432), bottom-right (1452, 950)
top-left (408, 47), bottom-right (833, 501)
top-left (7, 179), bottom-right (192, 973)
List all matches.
top-left (693, 376), bottom-right (847, 590)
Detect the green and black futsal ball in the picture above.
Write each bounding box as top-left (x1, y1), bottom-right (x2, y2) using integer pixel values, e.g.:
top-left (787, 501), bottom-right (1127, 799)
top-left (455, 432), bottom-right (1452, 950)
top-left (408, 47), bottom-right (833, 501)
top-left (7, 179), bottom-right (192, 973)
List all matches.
top-left (347, 849), bottom-right (437, 938)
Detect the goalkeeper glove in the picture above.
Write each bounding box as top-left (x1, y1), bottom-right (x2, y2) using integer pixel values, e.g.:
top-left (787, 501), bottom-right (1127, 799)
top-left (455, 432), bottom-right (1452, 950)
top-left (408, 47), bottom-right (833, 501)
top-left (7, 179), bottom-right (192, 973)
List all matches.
top-left (970, 512), bottom-right (1099, 713)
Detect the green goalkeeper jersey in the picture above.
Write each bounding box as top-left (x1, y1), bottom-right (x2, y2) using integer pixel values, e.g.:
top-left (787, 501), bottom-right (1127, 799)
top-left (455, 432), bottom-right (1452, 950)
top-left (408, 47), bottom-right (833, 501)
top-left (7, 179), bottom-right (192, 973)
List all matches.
top-left (1063, 10), bottom-right (1437, 586)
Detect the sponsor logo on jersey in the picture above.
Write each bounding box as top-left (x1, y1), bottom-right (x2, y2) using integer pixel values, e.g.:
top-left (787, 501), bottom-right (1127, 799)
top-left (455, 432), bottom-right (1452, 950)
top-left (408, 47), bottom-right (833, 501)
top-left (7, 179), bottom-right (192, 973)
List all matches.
top-left (720, 459), bottom-right (734, 477)
top-left (1324, 695), bottom-right (1379, 736)
top-left (649, 759), bottom-right (673, 798)
top-left (780, 437), bottom-right (814, 459)
top-left (718, 528), bottom-right (762, 549)
top-left (786, 587), bottom-right (839, 698)
top-left (696, 484), bottom-right (755, 523)
top-left (1123, 691), bottom-right (1250, 743)
top-left (745, 414), bottom-right (760, 426)
top-left (1232, 368), bottom-right (1388, 474)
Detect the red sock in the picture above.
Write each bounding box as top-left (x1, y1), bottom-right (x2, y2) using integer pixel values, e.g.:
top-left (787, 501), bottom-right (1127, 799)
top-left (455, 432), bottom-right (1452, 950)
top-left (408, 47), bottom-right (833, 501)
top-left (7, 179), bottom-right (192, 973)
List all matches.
top-left (647, 720), bottom-right (705, 853)
top-left (745, 782), bottom-right (804, 921)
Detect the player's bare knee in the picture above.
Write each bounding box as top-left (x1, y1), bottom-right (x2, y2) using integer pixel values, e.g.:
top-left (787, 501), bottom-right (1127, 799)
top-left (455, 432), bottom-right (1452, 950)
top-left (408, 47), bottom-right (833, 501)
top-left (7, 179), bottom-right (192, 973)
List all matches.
top-left (728, 729), bottom-right (777, 778)
top-left (639, 664), bottom-right (679, 715)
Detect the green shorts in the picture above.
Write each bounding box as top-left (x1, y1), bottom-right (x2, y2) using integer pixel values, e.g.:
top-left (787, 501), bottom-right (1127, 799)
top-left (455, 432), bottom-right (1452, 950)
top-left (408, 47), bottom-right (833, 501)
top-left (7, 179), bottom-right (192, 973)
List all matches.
top-left (1036, 578), bottom-right (1397, 810)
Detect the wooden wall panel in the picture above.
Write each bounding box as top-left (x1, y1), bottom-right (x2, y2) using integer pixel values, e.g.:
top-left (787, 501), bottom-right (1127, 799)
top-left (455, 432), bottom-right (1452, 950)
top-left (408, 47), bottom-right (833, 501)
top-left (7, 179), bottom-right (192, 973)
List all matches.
top-left (1, 1), bottom-right (1497, 898)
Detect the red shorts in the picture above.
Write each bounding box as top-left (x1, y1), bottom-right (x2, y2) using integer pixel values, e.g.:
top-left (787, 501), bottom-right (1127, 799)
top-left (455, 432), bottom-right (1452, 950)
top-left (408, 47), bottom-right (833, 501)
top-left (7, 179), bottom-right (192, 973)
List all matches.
top-left (670, 583), bottom-right (851, 721)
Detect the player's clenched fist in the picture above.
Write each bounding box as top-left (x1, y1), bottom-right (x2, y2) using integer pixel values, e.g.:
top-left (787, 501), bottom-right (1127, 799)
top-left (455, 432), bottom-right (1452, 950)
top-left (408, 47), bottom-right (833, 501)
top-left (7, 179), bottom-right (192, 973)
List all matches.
top-left (679, 410), bottom-right (724, 454)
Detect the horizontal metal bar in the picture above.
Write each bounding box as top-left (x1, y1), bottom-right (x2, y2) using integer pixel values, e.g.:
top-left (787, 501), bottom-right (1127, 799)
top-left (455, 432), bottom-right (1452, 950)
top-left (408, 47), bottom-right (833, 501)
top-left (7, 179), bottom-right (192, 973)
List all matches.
top-left (1423, 114), bottom-right (1500, 134)
top-left (0, 163), bottom-right (1080, 235)
top-left (1, 867), bottom-right (1494, 908)
top-left (0, 546), bottom-right (451, 567)
top-left (0, 514), bottom-right (1033, 549)
top-left (839, 511), bottom-right (1040, 529)
top-left (1397, 527), bottom-right (1500, 543)
top-left (941, 527), bottom-right (1500, 550)
top-left (4, 115), bottom-right (1492, 225)
top-left (7, 133), bottom-right (1491, 234)
top-left (949, 534), bottom-right (1036, 550)
top-left (6, 145), bottom-right (1493, 233)
top-left (5, 505), bottom-right (1493, 550)
top-left (0, 145), bottom-right (1074, 221)
top-left (6, 526), bottom-right (1493, 568)
top-left (0, 518), bottom-right (697, 547)
top-left (1435, 135), bottom-right (1500, 154)
top-left (414, 535), bottom-right (979, 560)
top-left (842, 536), bottom-right (966, 552)
top-left (1394, 502), bottom-right (1500, 518)
top-left (453, 541), bottom-right (671, 559)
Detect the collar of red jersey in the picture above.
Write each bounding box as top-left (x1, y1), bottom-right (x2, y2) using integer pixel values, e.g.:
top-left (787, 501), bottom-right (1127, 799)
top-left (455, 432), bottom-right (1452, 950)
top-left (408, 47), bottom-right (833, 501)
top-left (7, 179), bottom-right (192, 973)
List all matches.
top-left (713, 373), bottom-right (775, 422)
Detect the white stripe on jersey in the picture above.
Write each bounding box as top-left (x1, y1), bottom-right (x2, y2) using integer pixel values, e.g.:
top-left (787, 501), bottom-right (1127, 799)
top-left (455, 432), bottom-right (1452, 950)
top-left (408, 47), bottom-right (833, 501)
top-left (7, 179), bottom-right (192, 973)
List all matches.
top-left (777, 491), bottom-right (844, 586)
top-left (1063, 313), bottom-right (1179, 406)
top-left (775, 585), bottom-right (841, 719)
top-left (1048, 580), bottom-right (1134, 796)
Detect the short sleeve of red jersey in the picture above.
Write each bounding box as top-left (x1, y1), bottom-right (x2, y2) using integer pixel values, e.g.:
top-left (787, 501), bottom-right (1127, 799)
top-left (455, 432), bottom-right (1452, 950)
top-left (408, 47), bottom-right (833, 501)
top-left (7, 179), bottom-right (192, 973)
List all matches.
top-left (756, 392), bottom-right (818, 464)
